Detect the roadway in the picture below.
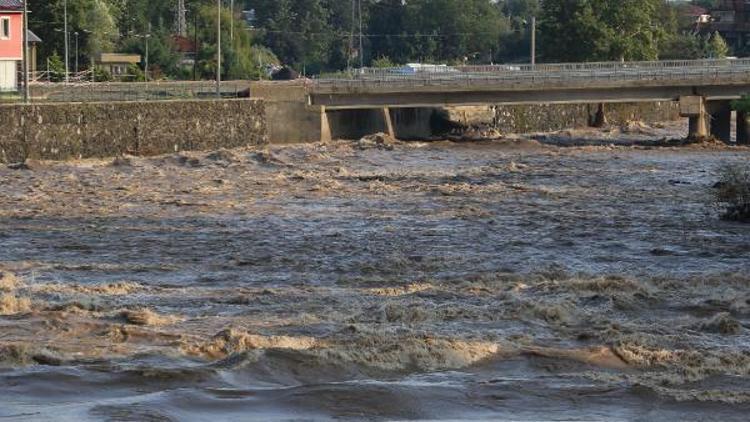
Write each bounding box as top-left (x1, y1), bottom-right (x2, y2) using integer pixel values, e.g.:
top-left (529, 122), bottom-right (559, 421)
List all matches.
top-left (308, 59), bottom-right (750, 109)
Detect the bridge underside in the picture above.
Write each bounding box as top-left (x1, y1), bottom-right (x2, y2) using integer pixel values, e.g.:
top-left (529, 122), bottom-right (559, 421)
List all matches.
top-left (310, 84), bottom-right (750, 110)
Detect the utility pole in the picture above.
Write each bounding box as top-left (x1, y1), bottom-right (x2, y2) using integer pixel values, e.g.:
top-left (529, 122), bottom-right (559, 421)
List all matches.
top-left (216, 0), bottom-right (221, 97)
top-left (358, 0), bottom-right (363, 69)
top-left (530, 16), bottom-right (536, 68)
top-left (74, 32), bottom-right (79, 73)
top-left (64, 0), bottom-right (69, 83)
top-left (145, 24), bottom-right (151, 82)
top-left (347, 0), bottom-right (355, 72)
top-left (194, 10), bottom-right (198, 81)
top-left (230, 0), bottom-right (234, 42)
top-left (22, 0), bottom-right (29, 103)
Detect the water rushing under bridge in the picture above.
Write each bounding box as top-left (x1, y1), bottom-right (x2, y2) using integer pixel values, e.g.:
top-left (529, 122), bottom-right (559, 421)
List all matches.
top-left (308, 59), bottom-right (750, 142)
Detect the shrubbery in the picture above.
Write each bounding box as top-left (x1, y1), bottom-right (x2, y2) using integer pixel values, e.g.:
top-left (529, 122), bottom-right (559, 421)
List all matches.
top-left (715, 164), bottom-right (750, 222)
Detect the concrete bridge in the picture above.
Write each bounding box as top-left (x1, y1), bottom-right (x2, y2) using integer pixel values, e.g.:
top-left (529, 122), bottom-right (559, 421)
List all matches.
top-left (308, 59), bottom-right (750, 143)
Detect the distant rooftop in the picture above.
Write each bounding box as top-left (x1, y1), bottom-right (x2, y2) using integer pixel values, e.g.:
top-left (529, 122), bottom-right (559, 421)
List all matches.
top-left (0, 0), bottom-right (23, 11)
top-left (27, 29), bottom-right (40, 43)
top-left (97, 53), bottom-right (141, 64)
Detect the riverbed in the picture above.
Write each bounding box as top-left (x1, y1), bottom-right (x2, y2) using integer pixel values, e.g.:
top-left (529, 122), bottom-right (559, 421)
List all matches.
top-left (1, 125), bottom-right (749, 421)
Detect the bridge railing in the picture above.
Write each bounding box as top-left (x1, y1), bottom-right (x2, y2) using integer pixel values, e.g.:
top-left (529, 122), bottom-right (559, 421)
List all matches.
top-left (312, 58), bottom-right (750, 89)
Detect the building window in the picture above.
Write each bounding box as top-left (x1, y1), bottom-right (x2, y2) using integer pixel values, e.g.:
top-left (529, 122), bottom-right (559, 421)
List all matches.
top-left (0, 17), bottom-right (10, 40)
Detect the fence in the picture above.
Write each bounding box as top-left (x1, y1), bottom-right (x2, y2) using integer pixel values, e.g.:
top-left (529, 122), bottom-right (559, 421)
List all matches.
top-left (312, 58), bottom-right (750, 90)
top-left (23, 80), bottom-right (250, 103)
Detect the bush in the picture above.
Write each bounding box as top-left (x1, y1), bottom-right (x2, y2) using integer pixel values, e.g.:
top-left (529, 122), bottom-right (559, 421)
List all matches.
top-left (371, 56), bottom-right (396, 68)
top-left (126, 64), bottom-right (145, 82)
top-left (731, 95), bottom-right (750, 113)
top-left (47, 52), bottom-right (66, 82)
top-left (93, 67), bottom-right (112, 82)
top-left (715, 164), bottom-right (750, 222)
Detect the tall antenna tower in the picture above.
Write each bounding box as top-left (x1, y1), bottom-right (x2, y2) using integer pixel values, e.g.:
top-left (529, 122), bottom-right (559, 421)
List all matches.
top-left (175, 0), bottom-right (187, 37)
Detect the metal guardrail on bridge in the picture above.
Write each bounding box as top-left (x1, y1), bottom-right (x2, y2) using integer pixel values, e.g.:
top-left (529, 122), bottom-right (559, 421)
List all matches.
top-left (25, 80), bottom-right (251, 103)
top-left (311, 59), bottom-right (750, 90)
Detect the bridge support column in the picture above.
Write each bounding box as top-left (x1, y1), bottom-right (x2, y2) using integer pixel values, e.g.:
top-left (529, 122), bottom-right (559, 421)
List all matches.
top-left (383, 107), bottom-right (396, 138)
top-left (680, 96), bottom-right (708, 139)
top-left (320, 106), bottom-right (332, 142)
top-left (707, 101), bottom-right (732, 143)
top-left (738, 111), bottom-right (750, 145)
top-left (590, 103), bottom-right (607, 128)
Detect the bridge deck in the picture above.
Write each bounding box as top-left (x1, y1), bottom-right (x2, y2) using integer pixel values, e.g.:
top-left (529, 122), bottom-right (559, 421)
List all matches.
top-left (310, 59), bottom-right (750, 96)
top-left (308, 59), bottom-right (750, 109)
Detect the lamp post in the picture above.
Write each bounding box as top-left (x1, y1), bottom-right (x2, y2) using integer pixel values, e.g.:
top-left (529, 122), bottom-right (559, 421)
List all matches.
top-left (22, 0), bottom-right (29, 102)
top-left (531, 16), bottom-right (536, 68)
top-left (74, 32), bottom-right (79, 73)
top-left (216, 0), bottom-right (221, 97)
top-left (131, 28), bottom-right (151, 82)
top-left (64, 0), bottom-right (69, 83)
top-left (358, 0), bottom-right (363, 69)
top-left (145, 31), bottom-right (150, 82)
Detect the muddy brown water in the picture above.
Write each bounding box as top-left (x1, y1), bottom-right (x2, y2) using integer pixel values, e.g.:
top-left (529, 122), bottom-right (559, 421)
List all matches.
top-left (1, 125), bottom-right (750, 421)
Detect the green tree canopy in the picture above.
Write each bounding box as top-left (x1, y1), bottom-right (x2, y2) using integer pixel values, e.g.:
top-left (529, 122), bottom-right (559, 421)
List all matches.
top-left (540, 0), bottom-right (665, 62)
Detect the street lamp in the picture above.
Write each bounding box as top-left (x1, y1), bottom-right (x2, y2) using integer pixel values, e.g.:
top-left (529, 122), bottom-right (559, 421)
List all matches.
top-left (64, 0), bottom-right (69, 83)
top-left (521, 17), bottom-right (537, 68)
top-left (531, 16), bottom-right (536, 68)
top-left (130, 28), bottom-right (151, 82)
top-left (74, 32), bottom-right (79, 73)
top-left (22, 0), bottom-right (28, 102)
top-left (216, 0), bottom-right (221, 97)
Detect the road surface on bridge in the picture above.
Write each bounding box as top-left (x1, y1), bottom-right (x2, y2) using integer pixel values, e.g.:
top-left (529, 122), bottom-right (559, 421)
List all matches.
top-left (309, 59), bottom-right (750, 109)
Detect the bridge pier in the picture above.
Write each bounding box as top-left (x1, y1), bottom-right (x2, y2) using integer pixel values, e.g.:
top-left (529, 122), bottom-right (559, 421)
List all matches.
top-left (382, 107), bottom-right (396, 138)
top-left (738, 111), bottom-right (750, 145)
top-left (707, 100), bottom-right (732, 143)
top-left (320, 106), bottom-right (332, 142)
top-left (321, 107), bottom-right (397, 141)
top-left (590, 103), bottom-right (608, 128)
top-left (681, 96), bottom-right (708, 139)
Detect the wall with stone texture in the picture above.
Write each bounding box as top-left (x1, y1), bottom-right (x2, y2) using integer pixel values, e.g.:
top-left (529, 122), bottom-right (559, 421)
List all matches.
top-left (445, 102), bottom-right (682, 134)
top-left (0, 99), bottom-right (266, 163)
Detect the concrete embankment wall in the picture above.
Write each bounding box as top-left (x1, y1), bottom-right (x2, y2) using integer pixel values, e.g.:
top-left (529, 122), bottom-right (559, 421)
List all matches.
top-left (447, 102), bottom-right (682, 133)
top-left (249, 82), bottom-right (322, 144)
top-left (0, 99), bottom-right (267, 163)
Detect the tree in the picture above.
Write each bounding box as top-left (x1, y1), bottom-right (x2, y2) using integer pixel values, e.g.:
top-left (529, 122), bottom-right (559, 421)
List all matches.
top-left (540, 0), bottom-right (665, 62)
top-left (29, 0), bottom-right (120, 70)
top-left (707, 31), bottom-right (730, 58)
top-left (193, 4), bottom-right (273, 81)
top-left (47, 52), bottom-right (66, 82)
top-left (371, 56), bottom-right (395, 68)
top-left (659, 32), bottom-right (704, 60)
top-left (368, 0), bottom-right (510, 65)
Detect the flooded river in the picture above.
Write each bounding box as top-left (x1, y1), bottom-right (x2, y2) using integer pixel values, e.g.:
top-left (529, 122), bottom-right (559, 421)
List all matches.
top-left (1, 124), bottom-right (749, 421)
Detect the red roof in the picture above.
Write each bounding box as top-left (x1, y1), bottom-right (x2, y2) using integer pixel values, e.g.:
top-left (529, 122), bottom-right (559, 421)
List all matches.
top-left (683, 5), bottom-right (708, 17)
top-left (172, 35), bottom-right (196, 53)
top-left (0, 0), bottom-right (23, 11)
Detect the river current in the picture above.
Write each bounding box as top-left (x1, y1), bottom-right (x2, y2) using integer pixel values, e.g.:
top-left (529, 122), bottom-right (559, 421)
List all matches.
top-left (1, 124), bottom-right (749, 421)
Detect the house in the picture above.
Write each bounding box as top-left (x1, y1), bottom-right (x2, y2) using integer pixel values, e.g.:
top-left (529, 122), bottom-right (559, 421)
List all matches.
top-left (679, 4), bottom-right (710, 30)
top-left (707, 0), bottom-right (750, 52)
top-left (172, 35), bottom-right (196, 67)
top-left (27, 28), bottom-right (39, 73)
top-left (95, 53), bottom-right (141, 80)
top-left (0, 0), bottom-right (23, 91)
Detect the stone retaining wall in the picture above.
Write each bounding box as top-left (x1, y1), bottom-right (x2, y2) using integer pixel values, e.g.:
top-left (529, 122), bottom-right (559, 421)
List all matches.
top-left (0, 99), bottom-right (267, 163)
top-left (446, 102), bottom-right (682, 133)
